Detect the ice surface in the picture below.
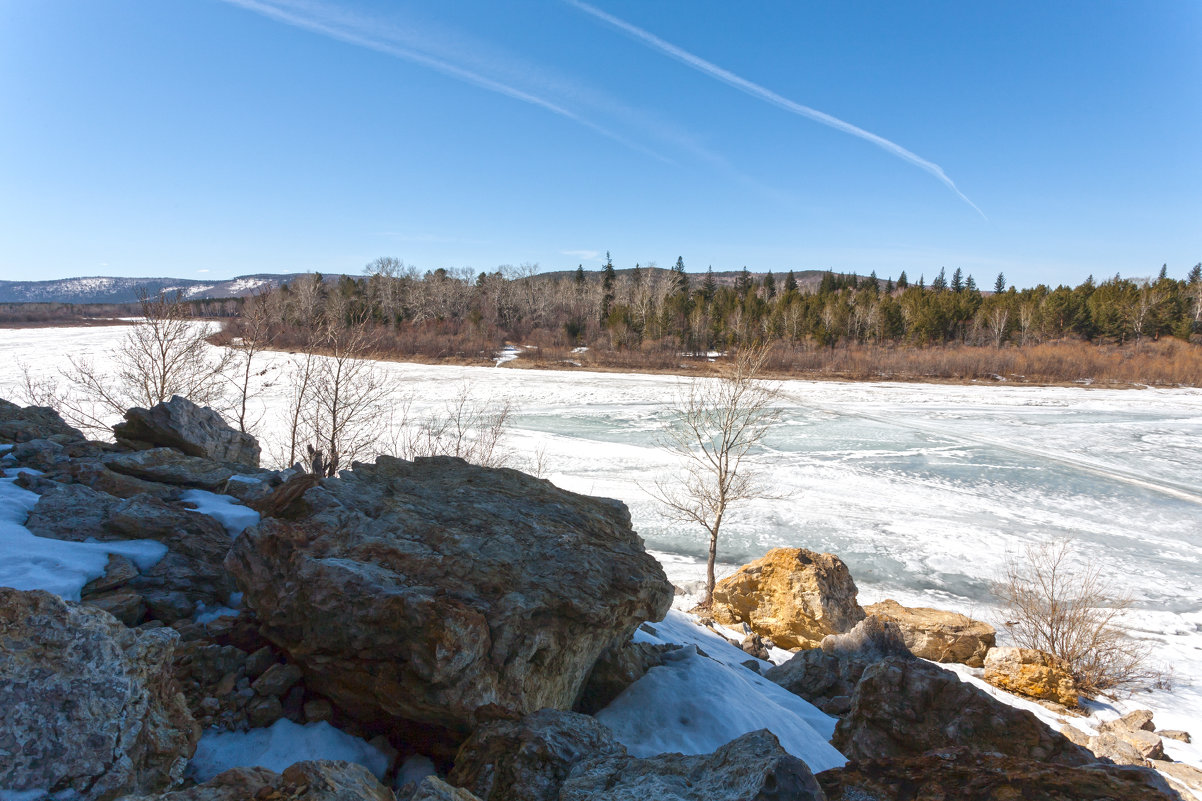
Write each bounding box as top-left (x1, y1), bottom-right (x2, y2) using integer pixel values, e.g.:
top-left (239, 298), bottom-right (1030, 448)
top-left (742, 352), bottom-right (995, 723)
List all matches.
top-left (189, 719), bottom-right (392, 782)
top-left (2, 325), bottom-right (1200, 766)
top-left (0, 470), bottom-right (167, 600)
top-left (180, 489), bottom-right (260, 537)
top-left (606, 610), bottom-right (845, 772)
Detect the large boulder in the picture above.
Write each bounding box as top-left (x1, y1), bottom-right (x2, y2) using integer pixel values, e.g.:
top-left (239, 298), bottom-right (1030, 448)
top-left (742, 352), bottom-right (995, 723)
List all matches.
top-left (0, 397), bottom-right (86, 443)
top-left (0, 589), bottom-right (199, 800)
top-left (102, 448), bottom-right (237, 491)
top-left (113, 395), bottom-right (260, 468)
top-left (983, 646), bottom-right (1079, 707)
top-left (832, 657), bottom-right (1095, 766)
top-left (225, 455), bottom-right (673, 745)
top-left (864, 599), bottom-right (995, 667)
top-left (766, 615), bottom-right (912, 716)
top-left (560, 729), bottom-right (827, 801)
top-left (448, 709), bottom-right (626, 801)
top-left (817, 747), bottom-right (1177, 801)
top-left (122, 760), bottom-right (394, 801)
top-left (711, 547), bottom-right (864, 650)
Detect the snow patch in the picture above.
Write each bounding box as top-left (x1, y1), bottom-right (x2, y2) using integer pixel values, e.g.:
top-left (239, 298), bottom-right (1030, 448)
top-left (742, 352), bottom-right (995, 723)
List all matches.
top-left (180, 489), bottom-right (260, 537)
top-left (189, 720), bottom-right (392, 782)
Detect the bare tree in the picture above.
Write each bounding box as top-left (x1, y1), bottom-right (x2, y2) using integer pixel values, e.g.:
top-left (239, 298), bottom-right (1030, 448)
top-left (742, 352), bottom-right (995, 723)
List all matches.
top-left (650, 344), bottom-right (781, 608)
top-left (57, 291), bottom-right (231, 434)
top-left (993, 539), bottom-right (1152, 696)
top-left (388, 382), bottom-right (515, 468)
top-left (224, 292), bottom-right (273, 434)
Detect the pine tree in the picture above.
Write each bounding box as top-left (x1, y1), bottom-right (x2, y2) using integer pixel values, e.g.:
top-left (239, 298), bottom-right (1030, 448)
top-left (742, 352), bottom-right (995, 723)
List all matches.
top-left (784, 270), bottom-right (798, 293)
top-left (885, 277), bottom-right (895, 293)
top-left (672, 256), bottom-right (689, 296)
top-left (951, 267), bottom-right (964, 293)
top-left (897, 270), bottom-right (909, 290)
top-left (966, 274), bottom-right (978, 293)
top-left (574, 264), bottom-right (585, 286)
top-left (702, 266), bottom-right (717, 301)
top-left (1158, 264), bottom-right (1168, 282)
top-left (736, 266), bottom-right (752, 295)
top-left (601, 252), bottom-right (616, 323)
top-left (763, 271), bottom-right (776, 299)
top-left (932, 268), bottom-right (948, 292)
top-left (994, 272), bottom-right (1006, 294)
top-left (918, 274), bottom-right (926, 290)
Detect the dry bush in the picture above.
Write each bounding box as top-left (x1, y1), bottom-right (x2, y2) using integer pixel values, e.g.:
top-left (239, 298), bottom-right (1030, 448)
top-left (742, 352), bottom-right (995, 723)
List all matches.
top-left (385, 382), bottom-right (516, 469)
top-left (992, 540), bottom-right (1154, 696)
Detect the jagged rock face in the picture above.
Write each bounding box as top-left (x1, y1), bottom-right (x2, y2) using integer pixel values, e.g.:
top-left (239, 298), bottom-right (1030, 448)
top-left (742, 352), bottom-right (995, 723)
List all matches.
top-left (832, 657), bottom-right (1095, 766)
top-left (574, 640), bottom-right (676, 715)
top-left (25, 482), bottom-right (236, 623)
top-left (448, 709), bottom-right (626, 801)
top-left (711, 547), bottom-right (865, 650)
top-left (122, 760), bottom-right (394, 801)
top-left (113, 395), bottom-right (260, 468)
top-left (864, 599), bottom-right (995, 667)
top-left (226, 456), bottom-right (673, 743)
top-left (560, 729), bottom-right (827, 801)
top-left (817, 747), bottom-right (1177, 801)
top-left (766, 615), bottom-right (913, 716)
top-left (0, 398), bottom-right (85, 443)
top-left (102, 448), bottom-right (237, 491)
top-left (983, 646), bottom-right (1079, 707)
top-left (0, 589), bottom-right (199, 800)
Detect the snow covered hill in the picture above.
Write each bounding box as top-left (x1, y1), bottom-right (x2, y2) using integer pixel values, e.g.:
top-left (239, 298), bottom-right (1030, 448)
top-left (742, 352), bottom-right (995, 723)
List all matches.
top-left (0, 273), bottom-right (324, 304)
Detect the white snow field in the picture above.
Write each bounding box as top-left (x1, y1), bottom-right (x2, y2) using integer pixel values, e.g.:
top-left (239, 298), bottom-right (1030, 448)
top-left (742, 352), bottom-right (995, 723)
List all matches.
top-left (2, 324), bottom-right (1201, 769)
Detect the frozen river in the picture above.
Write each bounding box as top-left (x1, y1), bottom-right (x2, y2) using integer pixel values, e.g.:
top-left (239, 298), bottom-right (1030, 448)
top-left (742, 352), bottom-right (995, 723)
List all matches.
top-left (2, 325), bottom-right (1201, 739)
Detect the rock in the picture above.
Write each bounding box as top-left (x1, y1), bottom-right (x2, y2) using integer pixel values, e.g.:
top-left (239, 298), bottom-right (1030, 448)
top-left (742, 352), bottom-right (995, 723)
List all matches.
top-left (1100, 708), bottom-right (1156, 733)
top-left (49, 456), bottom-right (183, 499)
top-left (103, 448), bottom-right (236, 490)
top-left (560, 729), bottom-right (826, 801)
top-left (253, 662), bottom-right (303, 696)
top-left (0, 588), bottom-right (198, 800)
top-left (766, 615), bottom-right (912, 716)
top-left (113, 395), bottom-right (260, 468)
top-left (9, 437), bottom-right (69, 470)
top-left (122, 760), bottom-right (394, 801)
top-left (305, 698), bottom-right (335, 723)
top-left (1060, 723), bottom-right (1094, 749)
top-left (1114, 729), bottom-right (1166, 761)
top-left (249, 470), bottom-right (322, 519)
top-left (448, 709), bottom-right (626, 801)
top-left (741, 631), bottom-right (771, 660)
top-left (82, 553), bottom-right (141, 594)
top-left (0, 397), bottom-right (85, 443)
top-left (411, 776), bottom-right (484, 801)
top-left (26, 485), bottom-right (237, 623)
top-left (983, 646), bottom-right (1079, 707)
top-left (1152, 760), bottom-right (1202, 801)
top-left (864, 599), bottom-right (995, 667)
top-left (246, 695), bottom-right (284, 727)
top-left (226, 455), bottom-right (673, 744)
top-left (832, 656), bottom-right (1094, 765)
top-left (1159, 729), bottom-right (1191, 743)
top-left (244, 645), bottom-right (278, 679)
top-left (711, 547), bottom-right (865, 649)
top-left (82, 586), bottom-right (147, 625)
top-left (575, 640), bottom-right (675, 715)
top-left (817, 747), bottom-right (1177, 801)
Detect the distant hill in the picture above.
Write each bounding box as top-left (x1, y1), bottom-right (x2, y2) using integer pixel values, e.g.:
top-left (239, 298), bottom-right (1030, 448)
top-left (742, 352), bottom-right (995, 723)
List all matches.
top-left (536, 267), bottom-right (837, 290)
top-left (0, 274), bottom-right (316, 304)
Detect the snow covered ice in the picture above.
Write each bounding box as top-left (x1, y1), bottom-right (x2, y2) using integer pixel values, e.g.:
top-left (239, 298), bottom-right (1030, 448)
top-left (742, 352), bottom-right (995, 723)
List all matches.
top-left (2, 324), bottom-right (1201, 770)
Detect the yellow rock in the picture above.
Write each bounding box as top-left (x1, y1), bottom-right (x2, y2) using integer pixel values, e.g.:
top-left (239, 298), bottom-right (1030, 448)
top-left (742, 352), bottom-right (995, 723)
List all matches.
top-left (983, 646), bottom-right (1079, 708)
top-left (711, 547), bottom-right (864, 650)
top-left (865, 599), bottom-right (996, 667)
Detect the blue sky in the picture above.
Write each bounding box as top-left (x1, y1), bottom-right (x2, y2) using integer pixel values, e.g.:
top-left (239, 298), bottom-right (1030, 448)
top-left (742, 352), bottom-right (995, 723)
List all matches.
top-left (1, 1), bottom-right (1199, 287)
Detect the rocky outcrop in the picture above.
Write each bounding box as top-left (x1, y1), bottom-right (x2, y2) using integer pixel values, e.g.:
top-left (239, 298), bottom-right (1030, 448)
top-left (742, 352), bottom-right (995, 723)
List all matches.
top-left (226, 455), bottom-right (673, 745)
top-left (832, 656), bottom-right (1095, 766)
top-left (983, 646), bottom-right (1079, 707)
top-left (102, 448), bottom-right (237, 490)
top-left (560, 729), bottom-right (826, 801)
top-left (0, 589), bottom-right (198, 800)
top-left (817, 747), bottom-right (1177, 801)
top-left (864, 599), bottom-right (995, 667)
top-left (711, 547), bottom-right (864, 650)
top-left (448, 709), bottom-right (626, 801)
top-left (113, 395), bottom-right (260, 468)
top-left (0, 397), bottom-right (86, 443)
top-left (411, 777), bottom-right (484, 801)
top-left (25, 482), bottom-right (237, 623)
top-left (766, 614), bottom-right (912, 716)
top-left (122, 760), bottom-right (393, 801)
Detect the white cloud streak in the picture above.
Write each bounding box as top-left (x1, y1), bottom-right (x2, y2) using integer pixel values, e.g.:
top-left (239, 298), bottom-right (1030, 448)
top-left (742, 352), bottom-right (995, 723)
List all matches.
top-left (215, 0), bottom-right (670, 161)
top-left (567, 0), bottom-right (986, 218)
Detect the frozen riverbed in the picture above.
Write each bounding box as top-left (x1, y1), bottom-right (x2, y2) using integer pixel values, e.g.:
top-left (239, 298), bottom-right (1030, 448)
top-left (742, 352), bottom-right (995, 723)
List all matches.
top-left (2, 325), bottom-right (1200, 742)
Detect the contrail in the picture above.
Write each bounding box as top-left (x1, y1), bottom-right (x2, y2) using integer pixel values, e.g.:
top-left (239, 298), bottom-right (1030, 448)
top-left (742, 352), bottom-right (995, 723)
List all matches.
top-left (567, 0), bottom-right (986, 218)
top-left (215, 0), bottom-right (671, 162)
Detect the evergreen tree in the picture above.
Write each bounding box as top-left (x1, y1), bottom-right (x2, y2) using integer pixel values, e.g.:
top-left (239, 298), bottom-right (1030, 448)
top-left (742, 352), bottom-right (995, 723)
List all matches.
top-left (574, 264), bottom-right (585, 286)
top-left (965, 274), bottom-right (978, 293)
top-left (1158, 264), bottom-right (1168, 282)
top-left (702, 265), bottom-right (717, 301)
top-left (818, 270), bottom-right (837, 295)
top-left (932, 268), bottom-right (948, 292)
top-left (885, 277), bottom-right (894, 293)
top-left (951, 267), bottom-right (964, 293)
top-left (918, 274), bottom-right (926, 290)
top-left (601, 252), bottom-right (616, 323)
top-left (994, 272), bottom-right (1006, 294)
top-left (784, 270), bottom-right (798, 293)
top-left (897, 270), bottom-right (909, 289)
top-left (736, 266), bottom-right (752, 295)
top-left (763, 271), bottom-right (777, 299)
top-left (672, 256), bottom-right (689, 295)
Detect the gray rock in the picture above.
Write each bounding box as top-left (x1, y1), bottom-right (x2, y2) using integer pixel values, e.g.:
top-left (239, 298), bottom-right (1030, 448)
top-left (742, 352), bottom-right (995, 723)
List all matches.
top-left (411, 777), bottom-right (483, 801)
top-left (560, 729), bottom-right (826, 801)
top-left (0, 588), bottom-right (199, 800)
top-left (252, 662), bottom-right (303, 697)
top-left (832, 656), bottom-right (1095, 766)
top-left (226, 455), bottom-right (673, 745)
top-left (103, 448), bottom-right (236, 490)
top-left (113, 395), bottom-right (260, 468)
top-left (246, 695), bottom-right (284, 727)
top-left (575, 640), bottom-right (676, 715)
top-left (0, 397), bottom-right (85, 443)
top-left (122, 760), bottom-right (393, 801)
top-left (448, 709), bottom-right (626, 801)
